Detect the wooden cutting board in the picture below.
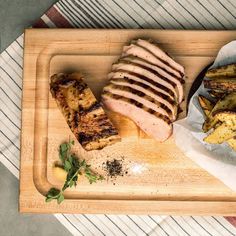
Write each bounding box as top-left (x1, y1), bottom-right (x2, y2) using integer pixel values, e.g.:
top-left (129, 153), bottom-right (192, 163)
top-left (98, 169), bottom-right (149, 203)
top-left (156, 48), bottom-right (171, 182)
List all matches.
top-left (20, 29), bottom-right (236, 214)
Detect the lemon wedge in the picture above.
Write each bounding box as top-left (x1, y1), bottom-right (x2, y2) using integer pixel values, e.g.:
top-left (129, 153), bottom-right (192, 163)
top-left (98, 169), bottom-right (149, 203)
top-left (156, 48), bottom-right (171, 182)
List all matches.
top-left (53, 166), bottom-right (81, 183)
top-left (53, 167), bottom-right (67, 181)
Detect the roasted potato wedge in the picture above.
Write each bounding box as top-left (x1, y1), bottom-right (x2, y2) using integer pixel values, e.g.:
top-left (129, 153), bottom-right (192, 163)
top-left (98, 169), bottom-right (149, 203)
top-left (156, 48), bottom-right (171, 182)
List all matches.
top-left (202, 92), bottom-right (236, 132)
top-left (202, 63), bottom-right (236, 152)
top-left (204, 78), bottom-right (236, 92)
top-left (208, 90), bottom-right (225, 99)
top-left (202, 118), bottom-right (218, 133)
top-left (198, 95), bottom-right (214, 116)
top-left (205, 64), bottom-right (236, 78)
top-left (204, 122), bottom-right (236, 144)
top-left (204, 111), bottom-right (236, 144)
top-left (227, 137), bottom-right (236, 151)
top-left (214, 111), bottom-right (236, 124)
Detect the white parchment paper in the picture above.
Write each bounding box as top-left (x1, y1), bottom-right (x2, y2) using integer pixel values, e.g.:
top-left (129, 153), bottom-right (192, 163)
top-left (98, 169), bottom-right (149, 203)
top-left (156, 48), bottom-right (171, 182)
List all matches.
top-left (173, 41), bottom-right (236, 192)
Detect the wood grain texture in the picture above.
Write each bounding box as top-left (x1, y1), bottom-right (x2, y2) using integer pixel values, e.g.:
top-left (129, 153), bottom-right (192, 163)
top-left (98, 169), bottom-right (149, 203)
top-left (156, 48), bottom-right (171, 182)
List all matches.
top-left (20, 29), bottom-right (236, 214)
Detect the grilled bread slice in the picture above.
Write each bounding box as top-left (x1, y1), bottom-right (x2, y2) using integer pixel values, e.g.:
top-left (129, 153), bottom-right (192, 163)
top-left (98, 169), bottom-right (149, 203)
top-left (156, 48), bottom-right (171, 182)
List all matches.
top-left (50, 73), bottom-right (120, 151)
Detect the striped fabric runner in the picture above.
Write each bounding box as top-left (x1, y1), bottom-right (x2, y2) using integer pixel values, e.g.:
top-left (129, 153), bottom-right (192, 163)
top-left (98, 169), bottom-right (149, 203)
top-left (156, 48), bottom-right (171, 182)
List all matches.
top-left (1, 0), bottom-right (236, 235)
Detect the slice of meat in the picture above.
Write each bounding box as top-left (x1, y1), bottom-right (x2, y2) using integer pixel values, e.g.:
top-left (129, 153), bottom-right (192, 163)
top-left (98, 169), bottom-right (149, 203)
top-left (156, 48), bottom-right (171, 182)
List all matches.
top-left (102, 92), bottom-right (172, 141)
top-left (109, 77), bottom-right (178, 120)
top-left (119, 56), bottom-right (184, 103)
top-left (135, 39), bottom-right (185, 76)
top-left (122, 43), bottom-right (182, 79)
top-left (108, 70), bottom-right (176, 101)
top-left (50, 73), bottom-right (120, 151)
top-left (120, 56), bottom-right (184, 84)
top-left (112, 62), bottom-right (179, 102)
top-left (103, 83), bottom-right (174, 120)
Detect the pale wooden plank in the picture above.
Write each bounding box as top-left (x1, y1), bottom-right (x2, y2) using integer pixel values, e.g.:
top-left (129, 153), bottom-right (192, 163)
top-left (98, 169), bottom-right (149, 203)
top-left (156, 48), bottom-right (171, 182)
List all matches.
top-left (20, 29), bottom-right (236, 214)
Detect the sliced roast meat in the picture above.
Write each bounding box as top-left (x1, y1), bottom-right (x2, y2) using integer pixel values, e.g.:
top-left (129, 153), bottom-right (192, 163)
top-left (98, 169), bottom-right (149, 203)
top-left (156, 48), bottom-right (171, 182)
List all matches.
top-left (112, 62), bottom-right (179, 102)
top-left (110, 77), bottom-right (178, 120)
top-left (103, 83), bottom-right (174, 120)
top-left (119, 56), bottom-right (184, 103)
top-left (134, 39), bottom-right (185, 76)
top-left (101, 38), bottom-right (185, 142)
top-left (102, 92), bottom-right (172, 141)
top-left (108, 71), bottom-right (175, 101)
top-left (122, 43), bottom-right (182, 79)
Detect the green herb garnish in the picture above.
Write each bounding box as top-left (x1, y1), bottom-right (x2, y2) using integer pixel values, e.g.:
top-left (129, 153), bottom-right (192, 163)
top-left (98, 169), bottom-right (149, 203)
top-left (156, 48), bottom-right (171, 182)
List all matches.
top-left (46, 140), bottom-right (104, 204)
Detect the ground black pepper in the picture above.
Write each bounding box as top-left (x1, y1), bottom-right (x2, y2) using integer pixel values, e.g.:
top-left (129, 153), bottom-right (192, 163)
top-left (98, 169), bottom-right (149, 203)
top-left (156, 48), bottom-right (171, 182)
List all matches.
top-left (106, 159), bottom-right (123, 177)
top-left (102, 157), bottom-right (128, 180)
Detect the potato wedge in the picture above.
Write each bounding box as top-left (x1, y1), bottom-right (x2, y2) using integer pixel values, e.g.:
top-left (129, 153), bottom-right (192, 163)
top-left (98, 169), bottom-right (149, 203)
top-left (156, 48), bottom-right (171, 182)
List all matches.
top-left (204, 122), bottom-right (236, 144)
top-left (208, 90), bottom-right (225, 99)
top-left (198, 95), bottom-right (214, 116)
top-left (227, 137), bottom-right (236, 151)
top-left (202, 92), bottom-right (236, 132)
top-left (204, 78), bottom-right (236, 92)
top-left (202, 117), bottom-right (219, 133)
top-left (214, 111), bottom-right (236, 124)
top-left (205, 64), bottom-right (236, 78)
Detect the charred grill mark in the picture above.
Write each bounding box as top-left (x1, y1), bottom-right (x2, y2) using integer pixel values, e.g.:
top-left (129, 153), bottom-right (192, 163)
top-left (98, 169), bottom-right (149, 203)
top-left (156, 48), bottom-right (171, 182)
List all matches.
top-left (74, 80), bottom-right (88, 93)
top-left (124, 76), bottom-right (134, 84)
top-left (105, 84), bottom-right (172, 116)
top-left (97, 120), bottom-right (113, 127)
top-left (100, 128), bottom-right (119, 137)
top-left (93, 115), bottom-right (114, 127)
top-left (78, 128), bottom-right (119, 145)
top-left (79, 101), bottom-right (101, 115)
top-left (133, 100), bottom-right (143, 108)
top-left (57, 78), bottom-right (75, 86)
top-left (78, 132), bottom-right (90, 144)
top-left (149, 109), bottom-right (155, 115)
top-left (111, 77), bottom-right (176, 105)
top-left (114, 69), bottom-right (176, 99)
top-left (51, 74), bottom-right (76, 86)
top-left (96, 115), bottom-right (112, 124)
top-left (142, 83), bottom-right (149, 89)
top-left (50, 75), bottom-right (88, 96)
top-left (137, 90), bottom-right (145, 97)
top-left (103, 92), bottom-right (171, 125)
top-left (73, 111), bottom-right (79, 127)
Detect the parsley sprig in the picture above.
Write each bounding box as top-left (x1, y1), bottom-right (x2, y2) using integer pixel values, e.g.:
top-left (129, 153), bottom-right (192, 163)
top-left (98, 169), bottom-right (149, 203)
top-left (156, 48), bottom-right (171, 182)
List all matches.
top-left (46, 140), bottom-right (104, 204)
